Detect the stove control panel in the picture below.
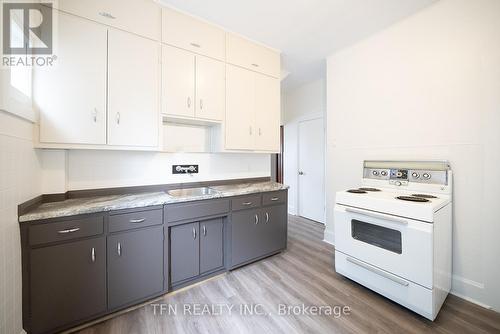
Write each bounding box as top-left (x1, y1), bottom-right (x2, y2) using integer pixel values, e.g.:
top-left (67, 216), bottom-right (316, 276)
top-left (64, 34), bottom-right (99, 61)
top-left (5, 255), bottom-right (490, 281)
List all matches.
top-left (364, 167), bottom-right (448, 185)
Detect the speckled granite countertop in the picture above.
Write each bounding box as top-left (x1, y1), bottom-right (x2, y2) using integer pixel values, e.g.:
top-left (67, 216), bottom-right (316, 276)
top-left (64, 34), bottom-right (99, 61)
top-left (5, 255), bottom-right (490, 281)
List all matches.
top-left (19, 181), bottom-right (288, 223)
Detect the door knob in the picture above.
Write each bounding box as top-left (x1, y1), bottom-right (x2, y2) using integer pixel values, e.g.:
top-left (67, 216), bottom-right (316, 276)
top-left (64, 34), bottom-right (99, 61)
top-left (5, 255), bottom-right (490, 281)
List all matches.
top-left (298, 171), bottom-right (304, 175)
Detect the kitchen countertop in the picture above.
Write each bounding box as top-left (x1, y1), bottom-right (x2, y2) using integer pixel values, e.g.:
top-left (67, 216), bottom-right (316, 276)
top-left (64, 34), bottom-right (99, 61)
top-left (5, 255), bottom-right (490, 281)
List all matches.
top-left (19, 181), bottom-right (288, 223)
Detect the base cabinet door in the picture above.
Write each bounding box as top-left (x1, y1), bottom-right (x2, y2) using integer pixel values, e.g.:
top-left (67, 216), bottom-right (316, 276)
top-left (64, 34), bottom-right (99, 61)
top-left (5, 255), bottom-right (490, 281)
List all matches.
top-left (170, 222), bottom-right (200, 284)
top-left (200, 218), bottom-right (224, 274)
top-left (262, 205), bottom-right (287, 254)
top-left (107, 226), bottom-right (164, 309)
top-left (30, 237), bottom-right (106, 334)
top-left (231, 209), bottom-right (264, 266)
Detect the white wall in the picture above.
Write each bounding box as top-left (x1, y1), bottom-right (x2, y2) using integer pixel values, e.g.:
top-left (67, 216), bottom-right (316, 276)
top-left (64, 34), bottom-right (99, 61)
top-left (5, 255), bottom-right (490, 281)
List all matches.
top-left (283, 78), bottom-right (326, 216)
top-left (326, 0), bottom-right (500, 310)
top-left (0, 111), bottom-right (42, 334)
top-left (64, 150), bottom-right (270, 191)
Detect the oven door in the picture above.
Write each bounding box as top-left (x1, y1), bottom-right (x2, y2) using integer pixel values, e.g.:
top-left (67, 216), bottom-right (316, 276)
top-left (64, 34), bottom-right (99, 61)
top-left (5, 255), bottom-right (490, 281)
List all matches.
top-left (334, 204), bottom-right (433, 288)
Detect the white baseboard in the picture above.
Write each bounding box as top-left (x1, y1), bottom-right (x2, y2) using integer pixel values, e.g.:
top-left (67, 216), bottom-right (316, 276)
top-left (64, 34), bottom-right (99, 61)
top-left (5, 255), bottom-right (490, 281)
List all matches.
top-left (449, 290), bottom-right (492, 310)
top-left (450, 274), bottom-right (492, 310)
top-left (323, 229), bottom-right (335, 245)
top-left (288, 205), bottom-right (297, 216)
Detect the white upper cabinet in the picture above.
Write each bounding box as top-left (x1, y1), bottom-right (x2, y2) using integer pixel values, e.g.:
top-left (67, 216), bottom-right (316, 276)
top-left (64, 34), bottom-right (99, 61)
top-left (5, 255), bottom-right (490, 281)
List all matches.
top-left (56, 0), bottom-right (161, 40)
top-left (107, 29), bottom-right (160, 147)
top-left (225, 65), bottom-right (255, 150)
top-left (255, 74), bottom-right (280, 151)
top-left (162, 45), bottom-right (196, 118)
top-left (162, 45), bottom-right (224, 122)
top-left (226, 33), bottom-right (280, 78)
top-left (195, 55), bottom-right (225, 121)
top-left (36, 13), bottom-right (107, 145)
top-left (162, 7), bottom-right (225, 61)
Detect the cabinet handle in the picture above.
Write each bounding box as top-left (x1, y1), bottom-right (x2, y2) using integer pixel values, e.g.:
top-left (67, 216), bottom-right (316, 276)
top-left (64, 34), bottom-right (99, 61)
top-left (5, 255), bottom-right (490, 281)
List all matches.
top-left (98, 12), bottom-right (116, 19)
top-left (242, 201), bottom-right (252, 206)
top-left (129, 218), bottom-right (145, 223)
top-left (187, 97), bottom-right (191, 108)
top-left (270, 197), bottom-right (279, 201)
top-left (190, 42), bottom-right (201, 48)
top-left (254, 214), bottom-right (259, 225)
top-left (199, 99), bottom-right (203, 110)
top-left (259, 128), bottom-right (262, 136)
top-left (117, 242), bottom-right (122, 256)
top-left (116, 112), bottom-right (120, 125)
top-left (91, 247), bottom-right (96, 262)
top-left (192, 227), bottom-right (197, 239)
top-left (265, 212), bottom-right (269, 223)
top-left (57, 227), bottom-right (80, 234)
top-left (249, 126), bottom-right (252, 135)
top-left (251, 63), bottom-right (259, 67)
top-left (203, 225), bottom-right (206, 236)
top-left (93, 108), bottom-right (97, 122)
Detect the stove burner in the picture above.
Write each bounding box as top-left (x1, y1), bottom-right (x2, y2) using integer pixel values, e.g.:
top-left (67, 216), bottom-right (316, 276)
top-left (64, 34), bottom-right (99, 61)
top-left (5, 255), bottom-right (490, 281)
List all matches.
top-left (358, 187), bottom-right (381, 192)
top-left (347, 189), bottom-right (367, 194)
top-left (396, 196), bottom-right (430, 202)
top-left (412, 194), bottom-right (438, 199)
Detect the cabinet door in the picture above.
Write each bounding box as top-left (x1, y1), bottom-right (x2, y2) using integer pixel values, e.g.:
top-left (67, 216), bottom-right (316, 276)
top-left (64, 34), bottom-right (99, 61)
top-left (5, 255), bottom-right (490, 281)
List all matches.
top-left (162, 7), bottom-right (225, 60)
top-left (30, 237), bottom-right (106, 334)
top-left (107, 226), bottom-right (164, 310)
top-left (107, 29), bottom-right (159, 147)
top-left (57, 0), bottom-right (161, 40)
top-left (231, 209), bottom-right (264, 266)
top-left (200, 218), bottom-right (224, 274)
top-left (36, 13), bottom-right (107, 145)
top-left (162, 45), bottom-right (195, 118)
top-left (255, 74), bottom-right (281, 152)
top-left (170, 222), bottom-right (200, 284)
top-left (225, 65), bottom-right (255, 150)
top-left (261, 205), bottom-right (287, 254)
top-left (195, 55), bottom-right (225, 121)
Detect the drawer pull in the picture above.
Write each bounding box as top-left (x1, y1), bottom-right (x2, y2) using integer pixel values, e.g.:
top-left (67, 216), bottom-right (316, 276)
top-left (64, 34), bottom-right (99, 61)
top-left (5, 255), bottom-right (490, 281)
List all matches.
top-left (254, 214), bottom-right (259, 225)
top-left (190, 43), bottom-right (201, 48)
top-left (99, 12), bottom-right (116, 19)
top-left (203, 225), bottom-right (207, 236)
top-left (251, 63), bottom-right (259, 67)
top-left (265, 212), bottom-right (269, 223)
top-left (57, 227), bottom-right (80, 234)
top-left (270, 197), bottom-right (280, 201)
top-left (91, 247), bottom-right (96, 262)
top-left (192, 227), bottom-right (197, 239)
top-left (129, 218), bottom-right (146, 224)
top-left (346, 257), bottom-right (409, 286)
top-left (242, 202), bottom-right (253, 206)
top-left (117, 242), bottom-right (122, 256)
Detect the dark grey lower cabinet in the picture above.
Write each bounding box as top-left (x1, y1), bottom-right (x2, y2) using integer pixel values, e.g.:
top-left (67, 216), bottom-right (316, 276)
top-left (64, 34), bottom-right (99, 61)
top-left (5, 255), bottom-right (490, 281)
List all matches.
top-left (107, 226), bottom-right (164, 309)
top-left (170, 222), bottom-right (200, 284)
top-left (30, 237), bottom-right (106, 334)
top-left (231, 204), bottom-right (287, 267)
top-left (170, 218), bottom-right (224, 285)
top-left (200, 218), bottom-right (224, 274)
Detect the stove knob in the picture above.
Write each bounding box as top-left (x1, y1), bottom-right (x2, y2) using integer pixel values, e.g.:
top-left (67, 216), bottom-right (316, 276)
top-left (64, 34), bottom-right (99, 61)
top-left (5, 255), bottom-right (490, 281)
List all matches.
top-left (412, 172), bottom-right (420, 179)
top-left (372, 170), bottom-right (379, 176)
top-left (395, 181), bottom-right (402, 186)
top-left (423, 173), bottom-right (431, 179)
top-left (396, 171), bottom-right (403, 177)
top-left (380, 171), bottom-right (388, 176)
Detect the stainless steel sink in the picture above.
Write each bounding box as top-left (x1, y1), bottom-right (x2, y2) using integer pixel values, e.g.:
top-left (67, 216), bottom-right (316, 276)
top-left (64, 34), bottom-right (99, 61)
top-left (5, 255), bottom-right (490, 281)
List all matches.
top-left (210, 183), bottom-right (252, 191)
top-left (167, 187), bottom-right (219, 197)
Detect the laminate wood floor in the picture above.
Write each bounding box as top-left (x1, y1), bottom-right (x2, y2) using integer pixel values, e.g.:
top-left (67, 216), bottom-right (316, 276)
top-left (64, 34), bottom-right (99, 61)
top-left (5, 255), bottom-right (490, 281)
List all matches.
top-left (75, 215), bottom-right (500, 334)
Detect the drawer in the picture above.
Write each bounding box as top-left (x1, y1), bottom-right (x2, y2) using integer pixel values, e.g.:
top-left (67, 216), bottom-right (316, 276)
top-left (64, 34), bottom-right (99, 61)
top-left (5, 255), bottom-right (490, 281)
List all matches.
top-left (231, 195), bottom-right (261, 211)
top-left (29, 216), bottom-right (104, 246)
top-left (166, 200), bottom-right (230, 223)
top-left (262, 191), bottom-right (286, 206)
top-left (226, 33), bottom-right (280, 78)
top-left (162, 7), bottom-right (225, 60)
top-left (109, 209), bottom-right (163, 233)
top-left (56, 0), bottom-right (161, 40)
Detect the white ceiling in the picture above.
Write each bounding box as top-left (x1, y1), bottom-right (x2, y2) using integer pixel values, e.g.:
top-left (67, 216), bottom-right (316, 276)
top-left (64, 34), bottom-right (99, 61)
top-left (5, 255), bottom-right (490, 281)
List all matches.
top-left (159, 0), bottom-right (437, 90)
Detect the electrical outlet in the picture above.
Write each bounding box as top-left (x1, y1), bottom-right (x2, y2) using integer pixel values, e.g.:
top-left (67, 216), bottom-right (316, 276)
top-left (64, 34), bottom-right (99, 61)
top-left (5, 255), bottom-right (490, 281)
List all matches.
top-left (172, 165), bottom-right (199, 174)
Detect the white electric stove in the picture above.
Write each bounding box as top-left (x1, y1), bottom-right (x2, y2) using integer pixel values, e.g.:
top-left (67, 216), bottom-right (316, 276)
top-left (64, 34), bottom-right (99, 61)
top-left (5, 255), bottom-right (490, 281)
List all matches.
top-left (334, 160), bottom-right (452, 320)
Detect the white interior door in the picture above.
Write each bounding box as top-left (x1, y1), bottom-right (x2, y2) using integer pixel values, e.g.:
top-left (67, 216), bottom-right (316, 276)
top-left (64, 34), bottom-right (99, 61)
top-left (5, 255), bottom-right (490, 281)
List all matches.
top-left (298, 118), bottom-right (325, 223)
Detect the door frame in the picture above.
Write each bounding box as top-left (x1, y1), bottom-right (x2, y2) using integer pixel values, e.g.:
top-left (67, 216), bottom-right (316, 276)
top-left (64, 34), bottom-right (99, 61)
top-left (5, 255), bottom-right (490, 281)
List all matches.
top-left (297, 114), bottom-right (326, 224)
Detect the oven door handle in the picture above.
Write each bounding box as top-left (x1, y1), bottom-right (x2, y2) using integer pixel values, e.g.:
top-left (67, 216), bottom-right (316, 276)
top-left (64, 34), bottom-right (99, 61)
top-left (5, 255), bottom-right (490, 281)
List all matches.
top-left (345, 207), bottom-right (408, 225)
top-left (346, 256), bottom-right (409, 287)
